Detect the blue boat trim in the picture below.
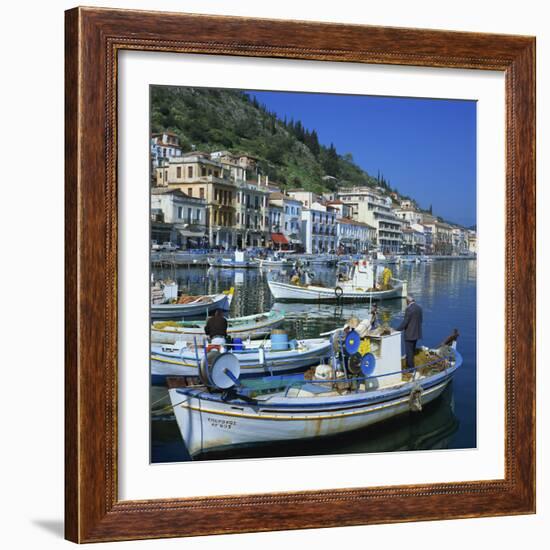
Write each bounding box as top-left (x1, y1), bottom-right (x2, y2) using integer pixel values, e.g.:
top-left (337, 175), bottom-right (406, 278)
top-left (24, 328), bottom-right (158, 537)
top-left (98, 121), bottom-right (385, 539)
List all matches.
top-left (173, 358), bottom-right (460, 411)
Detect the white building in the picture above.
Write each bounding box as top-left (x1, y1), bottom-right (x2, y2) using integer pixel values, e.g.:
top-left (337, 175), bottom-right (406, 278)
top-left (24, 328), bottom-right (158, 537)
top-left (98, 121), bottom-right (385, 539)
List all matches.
top-left (401, 223), bottom-right (427, 254)
top-left (150, 188), bottom-right (207, 248)
top-left (301, 202), bottom-right (338, 254)
top-left (337, 187), bottom-right (402, 253)
top-left (287, 189), bottom-right (321, 209)
top-left (393, 206), bottom-right (423, 225)
top-left (452, 227), bottom-right (469, 255)
top-left (467, 230), bottom-right (477, 254)
top-left (336, 217), bottom-right (376, 253)
top-left (151, 131), bottom-right (183, 168)
top-left (326, 200), bottom-right (353, 219)
top-left (269, 193), bottom-right (303, 249)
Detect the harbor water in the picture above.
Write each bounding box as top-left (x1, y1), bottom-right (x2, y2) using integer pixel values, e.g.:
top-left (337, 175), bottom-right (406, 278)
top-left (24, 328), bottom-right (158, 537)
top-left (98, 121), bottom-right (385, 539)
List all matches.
top-left (151, 259), bottom-right (477, 462)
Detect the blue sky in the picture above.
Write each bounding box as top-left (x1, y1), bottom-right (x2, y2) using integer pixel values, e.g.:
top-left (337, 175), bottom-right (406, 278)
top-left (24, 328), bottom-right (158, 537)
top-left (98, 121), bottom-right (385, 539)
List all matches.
top-left (248, 91), bottom-right (476, 227)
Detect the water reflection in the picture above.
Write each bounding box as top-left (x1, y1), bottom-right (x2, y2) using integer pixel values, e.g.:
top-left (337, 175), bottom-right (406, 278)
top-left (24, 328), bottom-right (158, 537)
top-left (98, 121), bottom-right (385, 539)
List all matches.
top-left (151, 259), bottom-right (477, 461)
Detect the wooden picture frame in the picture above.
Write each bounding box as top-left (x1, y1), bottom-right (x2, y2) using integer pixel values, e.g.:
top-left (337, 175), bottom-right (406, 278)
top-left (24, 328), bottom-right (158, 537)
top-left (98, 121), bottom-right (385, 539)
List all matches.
top-left (65, 6), bottom-right (536, 543)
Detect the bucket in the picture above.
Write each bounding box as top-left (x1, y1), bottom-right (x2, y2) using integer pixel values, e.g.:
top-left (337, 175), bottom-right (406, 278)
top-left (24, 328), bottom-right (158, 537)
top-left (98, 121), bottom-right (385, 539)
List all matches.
top-left (271, 329), bottom-right (289, 351)
top-left (232, 337), bottom-right (243, 351)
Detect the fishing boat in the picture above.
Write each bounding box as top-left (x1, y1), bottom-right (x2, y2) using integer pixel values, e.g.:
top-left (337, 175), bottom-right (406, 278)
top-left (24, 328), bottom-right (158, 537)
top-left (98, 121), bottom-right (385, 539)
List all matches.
top-left (208, 250), bottom-right (259, 269)
top-left (167, 326), bottom-right (462, 457)
top-left (267, 261), bottom-right (407, 302)
top-left (298, 254), bottom-right (338, 267)
top-left (151, 309), bottom-right (285, 344)
top-left (257, 254), bottom-right (292, 268)
top-left (151, 282), bottom-right (234, 320)
top-left (151, 334), bottom-right (331, 385)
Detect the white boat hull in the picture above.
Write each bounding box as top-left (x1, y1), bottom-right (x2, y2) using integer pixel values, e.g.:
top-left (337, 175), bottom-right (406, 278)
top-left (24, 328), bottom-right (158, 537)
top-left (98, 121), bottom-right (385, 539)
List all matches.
top-left (151, 311), bottom-right (284, 344)
top-left (169, 371), bottom-right (455, 456)
top-left (268, 279), bottom-right (407, 301)
top-left (151, 338), bottom-right (331, 383)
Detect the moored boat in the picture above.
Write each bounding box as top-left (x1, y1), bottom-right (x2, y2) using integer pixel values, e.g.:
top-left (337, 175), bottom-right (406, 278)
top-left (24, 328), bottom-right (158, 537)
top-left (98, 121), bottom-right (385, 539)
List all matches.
top-left (208, 250), bottom-right (259, 269)
top-left (167, 327), bottom-right (462, 457)
top-left (151, 309), bottom-right (285, 343)
top-left (151, 286), bottom-right (234, 320)
top-left (151, 335), bottom-right (331, 385)
top-left (268, 261), bottom-right (407, 302)
top-left (257, 255), bottom-right (292, 268)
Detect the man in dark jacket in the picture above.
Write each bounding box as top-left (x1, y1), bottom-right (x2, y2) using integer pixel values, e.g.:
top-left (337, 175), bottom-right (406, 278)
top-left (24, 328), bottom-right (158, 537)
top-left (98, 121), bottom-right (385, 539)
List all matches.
top-left (204, 309), bottom-right (228, 341)
top-left (397, 296), bottom-right (423, 371)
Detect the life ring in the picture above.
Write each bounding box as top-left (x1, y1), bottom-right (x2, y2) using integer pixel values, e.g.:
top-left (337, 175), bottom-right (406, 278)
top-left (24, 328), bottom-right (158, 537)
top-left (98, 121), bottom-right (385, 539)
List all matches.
top-left (335, 286), bottom-right (344, 299)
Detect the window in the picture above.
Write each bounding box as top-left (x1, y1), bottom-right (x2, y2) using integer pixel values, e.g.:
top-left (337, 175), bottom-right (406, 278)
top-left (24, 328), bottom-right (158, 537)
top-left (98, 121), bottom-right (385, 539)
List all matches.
top-left (199, 188), bottom-right (205, 199)
top-left (177, 206), bottom-right (183, 219)
top-left (164, 170), bottom-right (168, 181)
top-left (188, 188), bottom-right (193, 197)
top-left (214, 170), bottom-right (219, 178)
top-left (187, 208), bottom-right (192, 223)
top-left (176, 166), bottom-right (182, 178)
top-left (188, 166), bottom-right (193, 178)
top-left (201, 166), bottom-right (206, 177)
top-left (196, 209), bottom-right (201, 222)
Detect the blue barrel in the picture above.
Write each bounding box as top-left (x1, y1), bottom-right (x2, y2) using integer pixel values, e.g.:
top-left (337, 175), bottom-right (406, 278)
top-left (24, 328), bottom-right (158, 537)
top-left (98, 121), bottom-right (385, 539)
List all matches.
top-left (232, 337), bottom-right (243, 351)
top-left (271, 330), bottom-right (289, 351)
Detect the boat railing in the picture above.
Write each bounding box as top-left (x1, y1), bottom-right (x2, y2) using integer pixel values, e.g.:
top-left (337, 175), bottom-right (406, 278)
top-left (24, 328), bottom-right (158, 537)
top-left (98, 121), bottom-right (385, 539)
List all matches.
top-left (281, 354), bottom-right (454, 397)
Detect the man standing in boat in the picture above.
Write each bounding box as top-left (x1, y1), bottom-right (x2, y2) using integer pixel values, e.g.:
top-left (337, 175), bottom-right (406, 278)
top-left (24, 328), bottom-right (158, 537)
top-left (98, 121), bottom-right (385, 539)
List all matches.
top-left (397, 296), bottom-right (423, 371)
top-left (205, 308), bottom-right (228, 345)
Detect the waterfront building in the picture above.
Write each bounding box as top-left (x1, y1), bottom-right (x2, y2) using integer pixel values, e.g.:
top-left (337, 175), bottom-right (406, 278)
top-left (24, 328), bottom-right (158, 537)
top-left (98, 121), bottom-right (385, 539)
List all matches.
top-left (156, 152), bottom-right (270, 249)
top-left (151, 188), bottom-right (207, 249)
top-left (233, 180), bottom-right (271, 248)
top-left (150, 209), bottom-right (176, 246)
top-left (421, 223), bottom-right (434, 254)
top-left (269, 204), bottom-right (283, 233)
top-left (269, 193), bottom-right (303, 250)
top-left (467, 230), bottom-right (477, 254)
top-left (287, 189), bottom-right (322, 209)
top-left (401, 222), bottom-right (427, 254)
top-left (393, 205), bottom-right (423, 225)
top-left (300, 202), bottom-right (338, 254)
top-left (421, 215), bottom-right (454, 255)
top-left (337, 187), bottom-right (402, 253)
top-left (151, 131), bottom-right (183, 168)
top-left (326, 200), bottom-right (353, 219)
top-left (336, 217), bottom-right (376, 253)
top-left (452, 227), bottom-right (469, 255)
top-left (156, 153), bottom-right (235, 248)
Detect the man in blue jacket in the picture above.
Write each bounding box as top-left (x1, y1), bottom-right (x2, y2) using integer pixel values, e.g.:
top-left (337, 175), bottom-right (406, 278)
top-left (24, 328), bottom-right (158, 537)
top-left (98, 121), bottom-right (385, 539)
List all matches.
top-left (397, 296), bottom-right (423, 372)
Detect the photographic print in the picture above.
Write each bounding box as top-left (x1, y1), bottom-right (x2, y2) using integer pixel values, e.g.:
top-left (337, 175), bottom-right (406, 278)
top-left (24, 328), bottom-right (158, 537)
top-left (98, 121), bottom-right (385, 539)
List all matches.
top-left (149, 86), bottom-right (477, 463)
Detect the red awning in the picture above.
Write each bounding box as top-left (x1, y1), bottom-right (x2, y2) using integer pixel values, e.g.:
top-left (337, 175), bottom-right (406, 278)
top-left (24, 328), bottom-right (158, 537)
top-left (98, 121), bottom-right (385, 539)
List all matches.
top-left (271, 233), bottom-right (289, 245)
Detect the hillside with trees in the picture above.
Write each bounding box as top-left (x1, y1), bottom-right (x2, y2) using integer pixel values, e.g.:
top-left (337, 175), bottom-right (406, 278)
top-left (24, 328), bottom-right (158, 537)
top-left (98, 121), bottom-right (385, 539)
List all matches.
top-left (151, 86), bottom-right (395, 195)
